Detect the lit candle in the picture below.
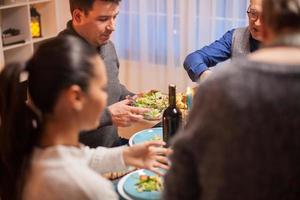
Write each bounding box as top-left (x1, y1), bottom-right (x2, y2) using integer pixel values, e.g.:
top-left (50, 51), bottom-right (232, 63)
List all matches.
top-left (186, 87), bottom-right (193, 111)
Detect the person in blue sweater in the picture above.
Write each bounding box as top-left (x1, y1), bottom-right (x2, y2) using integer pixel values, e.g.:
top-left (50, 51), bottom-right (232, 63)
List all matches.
top-left (184, 0), bottom-right (262, 82)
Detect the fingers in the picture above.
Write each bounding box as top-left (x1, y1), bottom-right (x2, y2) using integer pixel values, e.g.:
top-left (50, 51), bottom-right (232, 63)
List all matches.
top-left (112, 112), bottom-right (144, 127)
top-left (155, 155), bottom-right (169, 165)
top-left (144, 140), bottom-right (166, 147)
top-left (127, 141), bottom-right (172, 176)
top-left (150, 147), bottom-right (173, 157)
top-left (154, 161), bottom-right (170, 171)
top-left (110, 99), bottom-right (149, 117)
top-left (112, 115), bottom-right (132, 127)
top-left (148, 161), bottom-right (170, 176)
top-left (121, 99), bottom-right (132, 105)
top-left (131, 95), bottom-right (138, 99)
top-left (111, 105), bottom-right (147, 122)
top-left (148, 167), bottom-right (165, 176)
top-left (128, 113), bottom-right (144, 123)
top-left (165, 148), bottom-right (173, 156)
top-left (126, 95), bottom-right (138, 100)
top-left (147, 155), bottom-right (171, 176)
top-left (130, 106), bottom-right (150, 114)
top-left (145, 141), bottom-right (173, 156)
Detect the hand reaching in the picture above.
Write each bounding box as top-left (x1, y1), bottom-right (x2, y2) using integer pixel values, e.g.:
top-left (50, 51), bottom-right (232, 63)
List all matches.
top-left (123, 141), bottom-right (173, 175)
top-left (108, 99), bottom-right (149, 127)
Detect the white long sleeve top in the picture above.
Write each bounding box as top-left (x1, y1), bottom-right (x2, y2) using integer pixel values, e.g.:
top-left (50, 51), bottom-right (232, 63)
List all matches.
top-left (23, 145), bottom-right (127, 200)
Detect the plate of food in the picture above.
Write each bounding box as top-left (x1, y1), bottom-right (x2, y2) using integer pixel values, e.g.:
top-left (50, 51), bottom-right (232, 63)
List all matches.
top-left (128, 127), bottom-right (163, 146)
top-left (117, 169), bottom-right (163, 200)
top-left (130, 90), bottom-right (187, 121)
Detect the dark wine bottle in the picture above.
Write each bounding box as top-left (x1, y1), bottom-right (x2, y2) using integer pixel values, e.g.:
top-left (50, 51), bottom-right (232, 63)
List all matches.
top-left (163, 84), bottom-right (182, 145)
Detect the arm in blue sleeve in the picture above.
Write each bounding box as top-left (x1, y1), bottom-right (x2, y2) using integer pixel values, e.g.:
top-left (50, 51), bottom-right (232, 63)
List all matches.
top-left (183, 29), bottom-right (235, 81)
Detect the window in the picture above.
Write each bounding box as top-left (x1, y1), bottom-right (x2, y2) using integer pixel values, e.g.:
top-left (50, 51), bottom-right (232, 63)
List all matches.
top-left (113, 0), bottom-right (249, 67)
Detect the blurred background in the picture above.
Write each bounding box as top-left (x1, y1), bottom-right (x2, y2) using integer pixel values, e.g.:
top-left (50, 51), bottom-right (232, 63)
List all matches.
top-left (0, 0), bottom-right (249, 93)
top-left (114, 0), bottom-right (249, 93)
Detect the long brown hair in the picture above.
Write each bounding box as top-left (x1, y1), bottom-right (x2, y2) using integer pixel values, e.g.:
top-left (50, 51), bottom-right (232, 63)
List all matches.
top-left (0, 36), bottom-right (98, 200)
top-left (0, 63), bottom-right (39, 200)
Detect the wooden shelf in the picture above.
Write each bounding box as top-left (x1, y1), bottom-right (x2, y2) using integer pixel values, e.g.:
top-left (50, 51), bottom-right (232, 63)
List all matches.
top-left (0, 0), bottom-right (59, 69)
top-left (31, 34), bottom-right (55, 43)
top-left (29, 0), bottom-right (52, 5)
top-left (0, 2), bottom-right (27, 10)
top-left (3, 44), bottom-right (32, 64)
top-left (3, 40), bottom-right (31, 51)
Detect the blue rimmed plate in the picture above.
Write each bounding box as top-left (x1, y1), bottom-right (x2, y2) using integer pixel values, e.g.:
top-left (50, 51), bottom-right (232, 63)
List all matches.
top-left (128, 128), bottom-right (163, 146)
top-left (117, 169), bottom-right (162, 200)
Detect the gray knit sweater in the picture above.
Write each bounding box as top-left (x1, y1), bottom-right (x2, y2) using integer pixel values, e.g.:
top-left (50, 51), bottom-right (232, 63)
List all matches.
top-left (58, 21), bottom-right (133, 147)
top-left (164, 58), bottom-right (300, 200)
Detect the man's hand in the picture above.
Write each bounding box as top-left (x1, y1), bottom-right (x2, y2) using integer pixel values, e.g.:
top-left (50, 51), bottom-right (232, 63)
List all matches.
top-left (108, 99), bottom-right (150, 127)
top-left (198, 69), bottom-right (212, 83)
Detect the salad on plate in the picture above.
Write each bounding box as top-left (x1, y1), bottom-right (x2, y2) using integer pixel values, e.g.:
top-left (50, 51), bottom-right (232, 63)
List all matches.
top-left (136, 174), bottom-right (163, 192)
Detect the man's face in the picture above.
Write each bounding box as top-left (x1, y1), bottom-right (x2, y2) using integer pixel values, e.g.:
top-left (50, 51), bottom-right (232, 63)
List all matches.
top-left (75, 1), bottom-right (120, 46)
top-left (248, 0), bottom-right (263, 41)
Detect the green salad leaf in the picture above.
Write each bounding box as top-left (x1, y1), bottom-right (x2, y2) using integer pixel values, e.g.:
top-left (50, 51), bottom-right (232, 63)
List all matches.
top-left (133, 90), bottom-right (168, 120)
top-left (136, 175), bottom-right (163, 192)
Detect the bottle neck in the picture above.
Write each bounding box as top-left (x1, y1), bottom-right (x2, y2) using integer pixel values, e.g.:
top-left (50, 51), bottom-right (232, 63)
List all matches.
top-left (168, 85), bottom-right (176, 107)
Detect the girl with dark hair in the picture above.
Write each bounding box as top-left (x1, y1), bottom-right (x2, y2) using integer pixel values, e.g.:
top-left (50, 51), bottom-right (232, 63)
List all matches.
top-left (0, 36), bottom-right (170, 200)
top-left (164, 0), bottom-right (300, 199)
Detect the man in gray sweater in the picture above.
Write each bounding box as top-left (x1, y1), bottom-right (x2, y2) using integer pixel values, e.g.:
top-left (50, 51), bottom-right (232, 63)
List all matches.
top-left (59, 0), bottom-right (148, 147)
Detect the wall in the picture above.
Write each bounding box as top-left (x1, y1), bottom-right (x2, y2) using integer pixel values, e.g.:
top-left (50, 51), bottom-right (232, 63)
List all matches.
top-left (56, 0), bottom-right (71, 32)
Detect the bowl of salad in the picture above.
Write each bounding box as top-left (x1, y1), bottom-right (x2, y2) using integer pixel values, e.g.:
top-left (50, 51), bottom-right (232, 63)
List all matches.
top-left (131, 90), bottom-right (187, 121)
